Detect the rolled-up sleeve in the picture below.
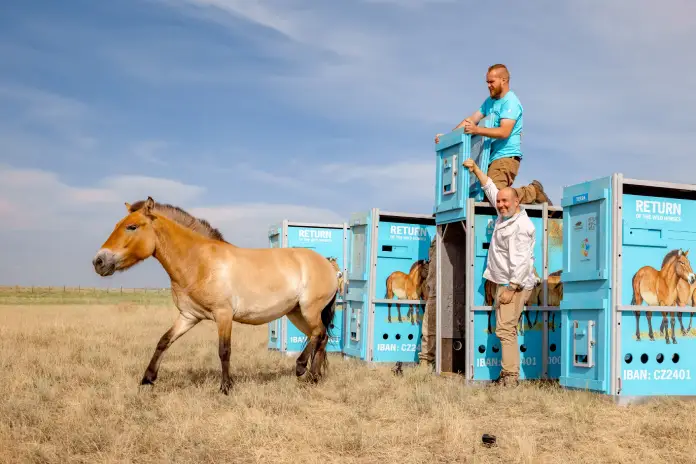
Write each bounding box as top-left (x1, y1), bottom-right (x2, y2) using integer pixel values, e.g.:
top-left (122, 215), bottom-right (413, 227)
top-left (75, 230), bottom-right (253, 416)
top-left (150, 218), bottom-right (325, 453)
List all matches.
top-left (508, 229), bottom-right (534, 287)
top-left (482, 177), bottom-right (499, 206)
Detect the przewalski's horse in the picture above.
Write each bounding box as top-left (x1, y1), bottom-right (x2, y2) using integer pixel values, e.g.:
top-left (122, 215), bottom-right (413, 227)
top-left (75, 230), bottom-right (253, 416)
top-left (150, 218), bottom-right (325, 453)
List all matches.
top-left (484, 267), bottom-right (542, 334)
top-left (385, 259), bottom-right (429, 324)
top-left (91, 197), bottom-right (339, 394)
top-left (632, 249), bottom-right (696, 344)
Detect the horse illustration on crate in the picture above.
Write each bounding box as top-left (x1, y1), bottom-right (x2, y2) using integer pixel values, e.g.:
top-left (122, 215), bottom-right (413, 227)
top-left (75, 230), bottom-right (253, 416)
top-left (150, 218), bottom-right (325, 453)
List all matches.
top-left (632, 249), bottom-right (696, 344)
top-left (483, 267), bottom-right (544, 334)
top-left (385, 259), bottom-right (429, 324)
top-left (676, 278), bottom-right (696, 336)
top-left (524, 270), bottom-right (563, 332)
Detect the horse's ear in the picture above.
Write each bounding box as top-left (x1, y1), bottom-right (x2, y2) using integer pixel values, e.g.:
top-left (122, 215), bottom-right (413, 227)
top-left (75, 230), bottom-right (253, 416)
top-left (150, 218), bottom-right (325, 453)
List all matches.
top-left (125, 202), bottom-right (132, 211)
top-left (685, 250), bottom-right (690, 257)
top-left (143, 197), bottom-right (155, 217)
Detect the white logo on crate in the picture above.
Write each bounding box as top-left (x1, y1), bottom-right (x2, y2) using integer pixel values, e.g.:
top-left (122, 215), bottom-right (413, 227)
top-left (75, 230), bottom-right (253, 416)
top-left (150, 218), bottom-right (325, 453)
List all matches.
top-left (389, 225), bottom-right (429, 241)
top-left (298, 229), bottom-right (333, 243)
top-left (635, 200), bottom-right (682, 222)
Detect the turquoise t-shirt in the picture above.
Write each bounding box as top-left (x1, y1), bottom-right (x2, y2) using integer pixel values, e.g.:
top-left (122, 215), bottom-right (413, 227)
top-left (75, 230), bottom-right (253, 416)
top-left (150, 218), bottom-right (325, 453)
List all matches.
top-left (479, 90), bottom-right (523, 162)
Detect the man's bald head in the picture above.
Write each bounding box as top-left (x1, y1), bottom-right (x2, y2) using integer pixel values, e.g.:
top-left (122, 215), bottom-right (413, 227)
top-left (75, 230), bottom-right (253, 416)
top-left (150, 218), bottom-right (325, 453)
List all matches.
top-left (496, 186), bottom-right (521, 219)
top-left (499, 186), bottom-right (518, 200)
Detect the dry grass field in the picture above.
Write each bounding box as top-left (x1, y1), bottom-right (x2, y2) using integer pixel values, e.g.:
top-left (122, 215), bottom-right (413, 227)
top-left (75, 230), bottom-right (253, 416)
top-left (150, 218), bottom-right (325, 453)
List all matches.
top-left (2, 290), bottom-right (696, 463)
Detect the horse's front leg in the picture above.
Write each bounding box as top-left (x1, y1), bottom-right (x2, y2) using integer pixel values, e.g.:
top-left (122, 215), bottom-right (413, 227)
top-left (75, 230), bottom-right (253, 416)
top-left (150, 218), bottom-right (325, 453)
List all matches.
top-left (670, 312), bottom-right (677, 344)
top-left (141, 313), bottom-right (199, 386)
top-left (215, 310), bottom-right (234, 395)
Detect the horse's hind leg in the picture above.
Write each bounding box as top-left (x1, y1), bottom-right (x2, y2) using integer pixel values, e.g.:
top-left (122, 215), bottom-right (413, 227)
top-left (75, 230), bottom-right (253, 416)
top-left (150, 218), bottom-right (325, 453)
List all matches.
top-left (141, 313), bottom-right (199, 386)
top-left (678, 311), bottom-right (687, 335)
top-left (286, 308), bottom-right (313, 377)
top-left (215, 310), bottom-right (234, 394)
top-left (647, 311), bottom-right (655, 341)
top-left (309, 331), bottom-right (330, 381)
top-left (670, 312), bottom-right (677, 344)
top-left (634, 311), bottom-right (641, 341)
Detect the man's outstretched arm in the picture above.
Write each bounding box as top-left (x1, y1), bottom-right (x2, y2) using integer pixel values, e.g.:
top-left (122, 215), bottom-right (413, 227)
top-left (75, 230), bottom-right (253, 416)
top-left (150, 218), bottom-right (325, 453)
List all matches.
top-left (463, 159), bottom-right (497, 206)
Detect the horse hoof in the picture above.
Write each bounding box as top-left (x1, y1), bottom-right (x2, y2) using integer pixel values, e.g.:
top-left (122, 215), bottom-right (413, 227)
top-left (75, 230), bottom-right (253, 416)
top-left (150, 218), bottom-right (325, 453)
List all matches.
top-left (140, 377), bottom-right (155, 386)
top-left (296, 364), bottom-right (307, 377)
top-left (219, 382), bottom-right (232, 395)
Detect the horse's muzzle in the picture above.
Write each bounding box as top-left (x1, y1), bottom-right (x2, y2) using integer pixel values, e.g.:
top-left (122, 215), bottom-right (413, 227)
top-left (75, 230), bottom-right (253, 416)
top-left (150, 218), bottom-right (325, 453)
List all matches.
top-left (689, 273), bottom-right (696, 285)
top-left (93, 250), bottom-right (117, 277)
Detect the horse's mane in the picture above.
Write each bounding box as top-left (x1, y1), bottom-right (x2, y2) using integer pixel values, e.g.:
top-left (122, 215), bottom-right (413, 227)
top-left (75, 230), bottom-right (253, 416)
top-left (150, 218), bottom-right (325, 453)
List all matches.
top-left (129, 200), bottom-right (227, 243)
top-left (662, 249), bottom-right (683, 268)
top-left (409, 259), bottom-right (428, 272)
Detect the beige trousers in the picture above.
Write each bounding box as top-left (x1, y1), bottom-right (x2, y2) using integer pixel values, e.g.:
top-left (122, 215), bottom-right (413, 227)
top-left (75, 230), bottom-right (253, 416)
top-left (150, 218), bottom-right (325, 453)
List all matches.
top-left (494, 284), bottom-right (532, 378)
top-left (487, 157), bottom-right (537, 205)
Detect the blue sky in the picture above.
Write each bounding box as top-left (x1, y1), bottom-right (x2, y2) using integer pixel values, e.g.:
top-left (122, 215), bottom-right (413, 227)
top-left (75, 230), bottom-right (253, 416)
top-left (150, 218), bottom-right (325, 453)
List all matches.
top-left (1, 0), bottom-right (695, 287)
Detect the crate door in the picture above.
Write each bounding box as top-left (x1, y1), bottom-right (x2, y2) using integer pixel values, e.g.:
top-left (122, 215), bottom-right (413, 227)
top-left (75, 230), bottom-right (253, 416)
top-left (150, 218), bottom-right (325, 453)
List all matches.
top-left (343, 219), bottom-right (370, 359)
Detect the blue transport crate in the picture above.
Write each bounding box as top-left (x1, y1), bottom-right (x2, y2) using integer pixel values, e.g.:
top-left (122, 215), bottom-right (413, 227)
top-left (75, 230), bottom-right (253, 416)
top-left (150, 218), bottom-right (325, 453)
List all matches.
top-left (434, 117), bottom-right (493, 225)
top-left (343, 208), bottom-right (436, 363)
top-left (435, 198), bottom-right (563, 381)
top-left (267, 220), bottom-right (348, 355)
top-left (560, 173), bottom-right (696, 404)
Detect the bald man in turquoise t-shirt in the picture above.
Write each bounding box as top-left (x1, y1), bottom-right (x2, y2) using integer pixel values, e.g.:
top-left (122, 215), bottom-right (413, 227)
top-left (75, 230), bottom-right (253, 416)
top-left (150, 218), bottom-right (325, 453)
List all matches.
top-left (435, 64), bottom-right (551, 205)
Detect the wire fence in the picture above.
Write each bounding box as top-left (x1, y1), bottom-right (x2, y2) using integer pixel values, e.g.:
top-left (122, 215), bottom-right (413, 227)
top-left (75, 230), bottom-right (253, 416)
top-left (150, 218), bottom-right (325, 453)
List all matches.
top-left (0, 285), bottom-right (170, 295)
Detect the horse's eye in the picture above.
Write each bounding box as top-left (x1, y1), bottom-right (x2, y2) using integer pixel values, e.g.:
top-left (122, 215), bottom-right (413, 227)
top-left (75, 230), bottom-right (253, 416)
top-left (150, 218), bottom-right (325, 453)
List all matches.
top-left (126, 224), bottom-right (138, 231)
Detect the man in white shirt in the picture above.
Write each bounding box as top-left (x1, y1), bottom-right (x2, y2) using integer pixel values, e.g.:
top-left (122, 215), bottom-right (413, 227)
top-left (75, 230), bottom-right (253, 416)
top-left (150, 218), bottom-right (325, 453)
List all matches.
top-left (463, 158), bottom-right (537, 386)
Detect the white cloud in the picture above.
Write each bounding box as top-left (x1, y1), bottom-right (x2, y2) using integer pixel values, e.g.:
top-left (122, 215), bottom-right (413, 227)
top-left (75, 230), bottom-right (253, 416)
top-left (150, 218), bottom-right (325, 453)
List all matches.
top-left (321, 160), bottom-right (435, 206)
top-left (191, 203), bottom-right (345, 246)
top-left (0, 165), bottom-right (343, 286)
top-left (0, 83), bottom-right (98, 151)
top-left (0, 165), bottom-right (205, 230)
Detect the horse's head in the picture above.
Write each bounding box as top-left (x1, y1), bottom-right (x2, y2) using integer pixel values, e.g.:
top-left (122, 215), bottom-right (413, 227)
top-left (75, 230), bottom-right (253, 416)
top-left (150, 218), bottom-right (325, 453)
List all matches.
top-left (327, 257), bottom-right (344, 292)
top-left (676, 249), bottom-right (696, 285)
top-left (92, 197), bottom-right (158, 277)
top-left (418, 260), bottom-right (429, 282)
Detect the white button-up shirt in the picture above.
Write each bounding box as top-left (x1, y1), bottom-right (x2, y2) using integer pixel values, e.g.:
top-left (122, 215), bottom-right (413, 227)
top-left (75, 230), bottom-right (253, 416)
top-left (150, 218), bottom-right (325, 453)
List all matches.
top-left (481, 178), bottom-right (537, 290)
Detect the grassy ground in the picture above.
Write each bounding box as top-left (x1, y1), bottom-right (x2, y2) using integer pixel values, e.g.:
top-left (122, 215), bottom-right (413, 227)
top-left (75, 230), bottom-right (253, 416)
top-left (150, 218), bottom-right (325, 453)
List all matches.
top-left (1, 298), bottom-right (696, 463)
top-left (0, 286), bottom-right (172, 306)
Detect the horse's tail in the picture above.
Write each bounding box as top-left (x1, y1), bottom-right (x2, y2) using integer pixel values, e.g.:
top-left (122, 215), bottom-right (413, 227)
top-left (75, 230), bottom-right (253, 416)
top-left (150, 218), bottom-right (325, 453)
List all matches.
top-left (321, 291), bottom-right (338, 340)
top-left (311, 290), bottom-right (338, 377)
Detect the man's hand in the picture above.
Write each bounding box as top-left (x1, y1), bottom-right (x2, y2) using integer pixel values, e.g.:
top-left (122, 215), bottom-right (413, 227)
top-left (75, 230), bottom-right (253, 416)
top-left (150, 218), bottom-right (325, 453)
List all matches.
top-left (434, 133), bottom-right (444, 144)
top-left (498, 287), bottom-right (514, 305)
top-left (463, 120), bottom-right (479, 135)
top-left (463, 158), bottom-right (478, 172)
